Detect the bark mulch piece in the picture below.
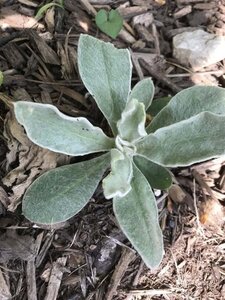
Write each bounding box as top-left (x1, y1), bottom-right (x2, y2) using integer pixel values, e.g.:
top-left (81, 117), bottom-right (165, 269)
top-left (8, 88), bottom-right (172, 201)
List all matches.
top-left (0, 0), bottom-right (225, 299)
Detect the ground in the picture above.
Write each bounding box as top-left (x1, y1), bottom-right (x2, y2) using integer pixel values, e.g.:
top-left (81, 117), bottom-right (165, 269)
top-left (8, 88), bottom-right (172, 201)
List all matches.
top-left (0, 0), bottom-right (225, 299)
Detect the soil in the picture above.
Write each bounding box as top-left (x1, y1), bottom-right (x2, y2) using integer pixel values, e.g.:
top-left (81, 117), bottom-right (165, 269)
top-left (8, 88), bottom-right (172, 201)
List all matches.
top-left (0, 0), bottom-right (225, 299)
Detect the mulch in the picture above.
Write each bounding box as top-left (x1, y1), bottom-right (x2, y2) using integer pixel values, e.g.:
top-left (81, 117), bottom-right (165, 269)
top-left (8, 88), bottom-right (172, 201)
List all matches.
top-left (0, 0), bottom-right (225, 299)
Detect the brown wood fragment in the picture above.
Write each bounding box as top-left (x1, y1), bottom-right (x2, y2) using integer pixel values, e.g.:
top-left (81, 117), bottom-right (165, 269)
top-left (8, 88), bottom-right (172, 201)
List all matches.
top-left (79, 0), bottom-right (97, 16)
top-left (118, 6), bottom-right (148, 19)
top-left (123, 289), bottom-right (172, 296)
top-left (118, 29), bottom-right (136, 44)
top-left (133, 12), bottom-right (154, 27)
top-left (18, 0), bottom-right (38, 7)
top-left (176, 0), bottom-right (207, 4)
top-left (36, 233), bottom-right (54, 268)
top-left (151, 23), bottom-right (160, 55)
top-left (194, 3), bottom-right (216, 10)
top-left (53, 86), bottom-right (89, 109)
top-left (26, 260), bottom-right (37, 300)
top-left (44, 257), bottom-right (67, 300)
top-left (130, 49), bottom-right (144, 80)
top-left (135, 25), bottom-right (154, 43)
top-left (173, 5), bottom-right (192, 19)
top-left (1, 43), bottom-right (25, 69)
top-left (139, 59), bottom-right (182, 93)
top-left (29, 30), bottom-right (60, 65)
top-left (125, 261), bottom-right (144, 300)
top-left (105, 248), bottom-right (136, 300)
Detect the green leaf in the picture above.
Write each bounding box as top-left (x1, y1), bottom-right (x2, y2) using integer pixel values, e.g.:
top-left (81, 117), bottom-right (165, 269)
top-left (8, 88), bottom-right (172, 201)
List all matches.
top-left (117, 99), bottom-right (147, 143)
top-left (147, 86), bottom-right (225, 133)
top-left (0, 71), bottom-right (3, 86)
top-left (36, 2), bottom-right (63, 20)
top-left (103, 149), bottom-right (132, 199)
top-left (129, 78), bottom-right (155, 110)
top-left (113, 164), bottom-right (163, 268)
top-left (134, 156), bottom-right (172, 189)
top-left (22, 153), bottom-right (110, 224)
top-left (78, 34), bottom-right (132, 134)
top-left (14, 101), bottom-right (114, 156)
top-left (137, 112), bottom-right (225, 167)
top-left (147, 96), bottom-right (171, 117)
top-left (95, 9), bottom-right (123, 39)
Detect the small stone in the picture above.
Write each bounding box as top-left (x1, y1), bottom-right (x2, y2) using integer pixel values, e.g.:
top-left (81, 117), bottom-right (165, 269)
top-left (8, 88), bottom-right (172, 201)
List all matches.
top-left (173, 29), bottom-right (225, 70)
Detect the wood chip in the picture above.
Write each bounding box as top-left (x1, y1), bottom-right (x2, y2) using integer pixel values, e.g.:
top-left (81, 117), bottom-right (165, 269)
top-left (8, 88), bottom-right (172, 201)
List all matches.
top-left (1, 43), bottom-right (26, 70)
top-left (139, 58), bottom-right (182, 93)
top-left (134, 25), bottom-right (154, 42)
top-left (79, 0), bottom-right (97, 16)
top-left (18, 0), bottom-right (39, 7)
top-left (117, 6), bottom-right (148, 19)
top-left (105, 248), bottom-right (136, 300)
top-left (133, 12), bottom-right (154, 27)
top-left (29, 30), bottom-right (60, 65)
top-left (44, 257), bottom-right (67, 300)
top-left (26, 260), bottom-right (37, 300)
top-left (173, 5), bottom-right (192, 19)
top-left (194, 3), bottom-right (216, 10)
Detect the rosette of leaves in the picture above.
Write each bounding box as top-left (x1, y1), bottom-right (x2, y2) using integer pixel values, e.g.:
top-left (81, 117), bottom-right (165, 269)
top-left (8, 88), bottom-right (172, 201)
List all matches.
top-left (14, 34), bottom-right (225, 269)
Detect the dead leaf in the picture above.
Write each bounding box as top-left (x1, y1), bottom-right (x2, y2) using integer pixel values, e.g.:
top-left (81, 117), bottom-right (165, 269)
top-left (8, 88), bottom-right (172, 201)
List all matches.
top-left (2, 108), bottom-right (69, 211)
top-left (199, 198), bottom-right (225, 229)
top-left (0, 7), bottom-right (43, 30)
top-left (0, 230), bottom-right (36, 262)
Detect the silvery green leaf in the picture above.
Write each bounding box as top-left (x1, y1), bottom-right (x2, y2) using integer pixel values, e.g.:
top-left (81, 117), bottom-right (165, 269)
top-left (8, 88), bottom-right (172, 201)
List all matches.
top-left (117, 99), bottom-right (147, 143)
top-left (134, 156), bottom-right (172, 189)
top-left (147, 86), bottom-right (225, 133)
top-left (14, 101), bottom-right (114, 156)
top-left (78, 34), bottom-right (132, 134)
top-left (23, 153), bottom-right (110, 224)
top-left (113, 164), bottom-right (163, 268)
top-left (137, 112), bottom-right (225, 167)
top-left (102, 149), bottom-right (132, 199)
top-left (147, 96), bottom-right (171, 117)
top-left (129, 78), bottom-right (154, 110)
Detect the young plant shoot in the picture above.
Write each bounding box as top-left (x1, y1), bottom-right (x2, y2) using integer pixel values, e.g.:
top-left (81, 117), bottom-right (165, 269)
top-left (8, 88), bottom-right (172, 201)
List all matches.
top-left (14, 34), bottom-right (225, 269)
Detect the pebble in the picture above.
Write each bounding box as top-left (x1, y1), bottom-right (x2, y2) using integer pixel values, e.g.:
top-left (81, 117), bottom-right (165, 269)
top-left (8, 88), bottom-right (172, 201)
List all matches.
top-left (173, 29), bottom-right (225, 70)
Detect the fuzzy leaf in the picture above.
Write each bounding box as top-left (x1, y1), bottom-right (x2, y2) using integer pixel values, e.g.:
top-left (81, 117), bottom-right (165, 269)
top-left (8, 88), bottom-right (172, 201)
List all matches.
top-left (95, 9), bottom-right (123, 39)
top-left (22, 153), bottom-right (110, 224)
top-left (117, 99), bottom-right (147, 142)
top-left (137, 112), bottom-right (225, 167)
top-left (78, 34), bottom-right (132, 134)
top-left (134, 156), bottom-right (172, 189)
top-left (103, 149), bottom-right (132, 198)
top-left (113, 164), bottom-right (164, 268)
top-left (147, 86), bottom-right (225, 133)
top-left (147, 96), bottom-right (171, 117)
top-left (129, 78), bottom-right (154, 110)
top-left (14, 101), bottom-right (114, 156)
